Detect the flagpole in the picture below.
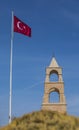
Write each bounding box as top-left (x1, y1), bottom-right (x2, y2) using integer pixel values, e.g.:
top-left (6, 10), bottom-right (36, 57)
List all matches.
top-left (9, 11), bottom-right (14, 124)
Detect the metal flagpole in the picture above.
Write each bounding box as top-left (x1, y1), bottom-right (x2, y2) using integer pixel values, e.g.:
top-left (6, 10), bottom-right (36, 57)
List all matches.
top-left (9, 11), bottom-right (14, 124)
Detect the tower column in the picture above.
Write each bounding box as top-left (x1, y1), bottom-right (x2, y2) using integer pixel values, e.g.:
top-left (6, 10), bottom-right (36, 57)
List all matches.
top-left (45, 74), bottom-right (49, 82)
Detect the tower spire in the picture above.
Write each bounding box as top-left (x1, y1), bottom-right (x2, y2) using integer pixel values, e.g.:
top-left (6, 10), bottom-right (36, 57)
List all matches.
top-left (49, 57), bottom-right (59, 67)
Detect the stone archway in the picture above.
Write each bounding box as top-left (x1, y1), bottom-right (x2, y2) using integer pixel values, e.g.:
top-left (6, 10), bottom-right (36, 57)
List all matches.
top-left (49, 88), bottom-right (59, 103)
top-left (49, 70), bottom-right (59, 82)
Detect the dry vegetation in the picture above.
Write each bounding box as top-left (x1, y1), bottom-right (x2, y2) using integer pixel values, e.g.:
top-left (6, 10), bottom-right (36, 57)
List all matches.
top-left (1, 110), bottom-right (79, 130)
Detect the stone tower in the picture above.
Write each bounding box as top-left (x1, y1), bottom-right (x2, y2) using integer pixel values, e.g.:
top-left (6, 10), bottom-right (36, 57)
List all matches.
top-left (42, 57), bottom-right (67, 113)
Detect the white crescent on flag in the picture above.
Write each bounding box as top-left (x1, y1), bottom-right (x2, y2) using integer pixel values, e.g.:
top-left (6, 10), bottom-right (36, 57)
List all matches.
top-left (17, 21), bottom-right (26, 31)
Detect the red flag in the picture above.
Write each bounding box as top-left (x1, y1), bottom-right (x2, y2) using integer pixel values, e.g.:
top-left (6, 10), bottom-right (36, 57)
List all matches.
top-left (14, 16), bottom-right (31, 37)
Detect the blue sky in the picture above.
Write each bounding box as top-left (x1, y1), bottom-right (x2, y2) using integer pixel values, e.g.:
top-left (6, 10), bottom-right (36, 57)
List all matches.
top-left (0, 0), bottom-right (79, 126)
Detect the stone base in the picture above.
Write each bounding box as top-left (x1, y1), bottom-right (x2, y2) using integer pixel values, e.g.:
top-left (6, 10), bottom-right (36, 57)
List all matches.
top-left (42, 103), bottom-right (67, 113)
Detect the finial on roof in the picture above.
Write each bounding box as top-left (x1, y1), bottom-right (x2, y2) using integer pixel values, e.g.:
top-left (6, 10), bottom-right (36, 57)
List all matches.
top-left (52, 52), bottom-right (55, 58)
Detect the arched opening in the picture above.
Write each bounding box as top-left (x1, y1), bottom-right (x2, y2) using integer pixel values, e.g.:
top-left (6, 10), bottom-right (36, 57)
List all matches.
top-left (50, 73), bottom-right (58, 82)
top-left (49, 91), bottom-right (59, 103)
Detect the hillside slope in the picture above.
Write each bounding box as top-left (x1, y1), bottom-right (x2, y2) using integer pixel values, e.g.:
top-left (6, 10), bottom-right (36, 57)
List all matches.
top-left (1, 110), bottom-right (79, 130)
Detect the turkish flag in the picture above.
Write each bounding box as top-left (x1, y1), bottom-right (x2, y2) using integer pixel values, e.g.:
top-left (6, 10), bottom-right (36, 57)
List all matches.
top-left (14, 16), bottom-right (31, 37)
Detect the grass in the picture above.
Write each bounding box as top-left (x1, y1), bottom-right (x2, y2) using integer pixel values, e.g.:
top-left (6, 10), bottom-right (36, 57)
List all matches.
top-left (1, 110), bottom-right (79, 130)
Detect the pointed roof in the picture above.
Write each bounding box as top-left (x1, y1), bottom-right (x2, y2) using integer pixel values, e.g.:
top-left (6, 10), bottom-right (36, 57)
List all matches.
top-left (49, 57), bottom-right (59, 67)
